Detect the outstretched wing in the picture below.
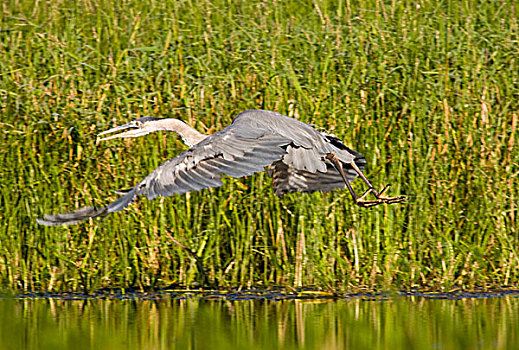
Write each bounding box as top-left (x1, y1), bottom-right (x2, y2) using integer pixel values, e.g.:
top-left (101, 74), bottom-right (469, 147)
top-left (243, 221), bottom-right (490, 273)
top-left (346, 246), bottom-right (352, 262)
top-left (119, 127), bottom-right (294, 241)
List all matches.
top-left (136, 128), bottom-right (289, 199)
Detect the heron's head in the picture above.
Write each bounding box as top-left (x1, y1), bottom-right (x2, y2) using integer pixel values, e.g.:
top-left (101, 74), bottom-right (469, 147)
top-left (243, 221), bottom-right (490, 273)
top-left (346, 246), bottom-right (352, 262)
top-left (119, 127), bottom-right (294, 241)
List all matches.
top-left (97, 117), bottom-right (164, 141)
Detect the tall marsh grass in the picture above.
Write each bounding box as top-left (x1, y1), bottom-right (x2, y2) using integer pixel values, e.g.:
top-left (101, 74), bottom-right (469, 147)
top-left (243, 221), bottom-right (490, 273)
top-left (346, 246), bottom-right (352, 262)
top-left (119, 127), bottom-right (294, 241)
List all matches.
top-left (0, 0), bottom-right (517, 292)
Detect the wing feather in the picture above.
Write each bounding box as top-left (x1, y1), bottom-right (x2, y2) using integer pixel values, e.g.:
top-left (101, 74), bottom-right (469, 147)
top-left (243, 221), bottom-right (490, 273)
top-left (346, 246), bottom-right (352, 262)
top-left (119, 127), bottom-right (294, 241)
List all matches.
top-left (140, 130), bottom-right (290, 200)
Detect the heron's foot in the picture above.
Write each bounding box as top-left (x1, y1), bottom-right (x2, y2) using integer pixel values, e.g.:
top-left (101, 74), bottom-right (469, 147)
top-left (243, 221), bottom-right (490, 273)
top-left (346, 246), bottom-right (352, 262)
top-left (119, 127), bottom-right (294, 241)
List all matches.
top-left (354, 189), bottom-right (382, 207)
top-left (376, 184), bottom-right (408, 203)
top-left (355, 185), bottom-right (407, 207)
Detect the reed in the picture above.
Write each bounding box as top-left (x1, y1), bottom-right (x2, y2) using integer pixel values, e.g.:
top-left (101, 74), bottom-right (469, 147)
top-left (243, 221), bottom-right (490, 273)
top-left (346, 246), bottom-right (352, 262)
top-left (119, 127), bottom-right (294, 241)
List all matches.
top-left (1, 0), bottom-right (517, 292)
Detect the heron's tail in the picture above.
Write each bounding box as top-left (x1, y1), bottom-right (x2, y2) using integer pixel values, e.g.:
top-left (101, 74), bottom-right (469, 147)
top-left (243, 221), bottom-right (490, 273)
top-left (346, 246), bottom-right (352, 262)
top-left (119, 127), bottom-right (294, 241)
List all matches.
top-left (36, 187), bottom-right (139, 226)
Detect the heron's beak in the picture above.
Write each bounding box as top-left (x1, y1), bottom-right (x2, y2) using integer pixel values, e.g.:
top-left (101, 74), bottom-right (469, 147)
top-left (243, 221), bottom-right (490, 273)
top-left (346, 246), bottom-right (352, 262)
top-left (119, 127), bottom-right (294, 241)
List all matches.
top-left (97, 122), bottom-right (148, 141)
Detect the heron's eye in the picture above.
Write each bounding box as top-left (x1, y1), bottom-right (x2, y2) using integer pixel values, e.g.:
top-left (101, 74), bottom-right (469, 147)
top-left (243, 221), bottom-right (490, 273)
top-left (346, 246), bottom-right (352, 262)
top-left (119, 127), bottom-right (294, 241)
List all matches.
top-left (134, 121), bottom-right (143, 128)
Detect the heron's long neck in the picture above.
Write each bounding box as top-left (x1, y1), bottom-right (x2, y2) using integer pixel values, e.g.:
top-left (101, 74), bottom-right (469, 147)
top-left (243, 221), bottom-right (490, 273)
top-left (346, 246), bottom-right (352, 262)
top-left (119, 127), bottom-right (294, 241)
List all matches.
top-left (157, 119), bottom-right (207, 146)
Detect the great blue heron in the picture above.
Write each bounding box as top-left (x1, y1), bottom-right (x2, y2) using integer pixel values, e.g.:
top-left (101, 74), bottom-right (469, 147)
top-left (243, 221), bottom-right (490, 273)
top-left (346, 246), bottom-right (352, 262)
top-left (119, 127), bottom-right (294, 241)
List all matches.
top-left (37, 110), bottom-right (406, 226)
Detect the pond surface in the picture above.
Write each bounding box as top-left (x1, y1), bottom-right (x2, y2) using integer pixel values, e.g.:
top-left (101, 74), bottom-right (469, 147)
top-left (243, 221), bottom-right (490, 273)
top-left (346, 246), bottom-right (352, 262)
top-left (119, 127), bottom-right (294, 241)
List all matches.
top-left (1, 291), bottom-right (518, 349)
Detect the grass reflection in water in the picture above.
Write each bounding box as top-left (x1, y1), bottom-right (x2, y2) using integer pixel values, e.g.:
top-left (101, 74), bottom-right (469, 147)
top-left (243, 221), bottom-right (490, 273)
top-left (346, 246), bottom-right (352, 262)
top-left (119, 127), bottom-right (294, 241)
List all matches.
top-left (1, 293), bottom-right (518, 350)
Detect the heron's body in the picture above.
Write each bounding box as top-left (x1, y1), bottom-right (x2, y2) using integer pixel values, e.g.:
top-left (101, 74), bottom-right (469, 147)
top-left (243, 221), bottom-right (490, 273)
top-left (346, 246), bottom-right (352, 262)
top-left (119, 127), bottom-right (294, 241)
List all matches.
top-left (38, 110), bottom-right (405, 226)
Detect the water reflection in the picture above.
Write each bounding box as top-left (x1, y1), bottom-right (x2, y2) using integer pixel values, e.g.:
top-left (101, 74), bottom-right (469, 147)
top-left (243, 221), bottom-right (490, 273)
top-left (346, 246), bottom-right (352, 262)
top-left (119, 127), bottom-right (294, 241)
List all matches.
top-left (1, 294), bottom-right (518, 349)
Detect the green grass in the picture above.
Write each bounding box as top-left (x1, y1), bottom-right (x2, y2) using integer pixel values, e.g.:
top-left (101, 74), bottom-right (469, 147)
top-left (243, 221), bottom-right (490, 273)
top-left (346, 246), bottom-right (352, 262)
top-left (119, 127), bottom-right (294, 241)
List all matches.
top-left (0, 0), bottom-right (517, 292)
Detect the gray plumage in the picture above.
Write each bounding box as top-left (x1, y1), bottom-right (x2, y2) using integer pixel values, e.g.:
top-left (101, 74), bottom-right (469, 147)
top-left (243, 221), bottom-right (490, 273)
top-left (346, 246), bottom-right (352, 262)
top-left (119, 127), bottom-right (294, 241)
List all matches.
top-left (37, 110), bottom-right (378, 226)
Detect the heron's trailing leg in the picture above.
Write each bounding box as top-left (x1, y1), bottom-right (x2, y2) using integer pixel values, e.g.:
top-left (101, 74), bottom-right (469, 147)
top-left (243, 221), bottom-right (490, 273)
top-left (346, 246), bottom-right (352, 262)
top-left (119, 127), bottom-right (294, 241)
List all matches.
top-left (351, 162), bottom-right (407, 204)
top-left (349, 161), bottom-right (380, 197)
top-left (326, 154), bottom-right (407, 207)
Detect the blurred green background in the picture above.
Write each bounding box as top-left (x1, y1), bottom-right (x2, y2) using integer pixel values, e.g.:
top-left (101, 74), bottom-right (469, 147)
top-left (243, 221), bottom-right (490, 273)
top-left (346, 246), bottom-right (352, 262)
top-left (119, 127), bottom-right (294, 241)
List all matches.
top-left (0, 0), bottom-right (517, 292)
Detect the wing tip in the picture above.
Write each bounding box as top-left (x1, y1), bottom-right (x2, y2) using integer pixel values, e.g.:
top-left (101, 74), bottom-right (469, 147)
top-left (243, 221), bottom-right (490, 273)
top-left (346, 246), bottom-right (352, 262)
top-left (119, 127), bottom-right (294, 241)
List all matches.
top-left (36, 206), bottom-right (107, 226)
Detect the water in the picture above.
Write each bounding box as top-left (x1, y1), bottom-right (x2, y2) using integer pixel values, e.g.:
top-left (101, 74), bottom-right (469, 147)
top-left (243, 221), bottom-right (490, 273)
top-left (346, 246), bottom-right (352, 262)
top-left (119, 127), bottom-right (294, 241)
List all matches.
top-left (1, 292), bottom-right (518, 349)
